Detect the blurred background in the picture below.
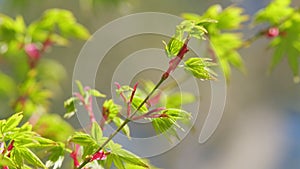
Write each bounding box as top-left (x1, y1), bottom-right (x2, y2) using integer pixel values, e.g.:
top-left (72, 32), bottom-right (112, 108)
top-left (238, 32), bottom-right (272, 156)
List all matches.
top-left (1, 0), bottom-right (300, 168)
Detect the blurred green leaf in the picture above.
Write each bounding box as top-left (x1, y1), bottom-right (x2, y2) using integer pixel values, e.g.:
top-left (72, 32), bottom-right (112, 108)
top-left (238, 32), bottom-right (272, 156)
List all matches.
top-left (268, 13), bottom-right (300, 78)
top-left (254, 0), bottom-right (293, 24)
top-left (166, 92), bottom-right (196, 108)
top-left (75, 80), bottom-right (84, 96)
top-left (33, 114), bottom-right (74, 142)
top-left (88, 89), bottom-right (106, 98)
top-left (0, 71), bottom-right (16, 97)
top-left (182, 5), bottom-right (248, 80)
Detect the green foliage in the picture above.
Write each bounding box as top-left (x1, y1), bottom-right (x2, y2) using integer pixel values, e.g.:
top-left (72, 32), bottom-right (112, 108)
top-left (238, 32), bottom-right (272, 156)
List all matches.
top-left (91, 122), bottom-right (103, 142)
top-left (254, 0), bottom-right (300, 81)
top-left (33, 114), bottom-right (74, 142)
top-left (152, 108), bottom-right (191, 140)
top-left (102, 99), bottom-right (131, 138)
top-left (105, 141), bottom-right (150, 169)
top-left (166, 92), bottom-right (196, 109)
top-left (70, 122), bottom-right (150, 169)
top-left (183, 5), bottom-right (248, 80)
top-left (28, 9), bottom-right (90, 44)
top-left (255, 0), bottom-right (293, 24)
top-left (164, 19), bottom-right (214, 58)
top-left (184, 57), bottom-right (216, 80)
top-left (0, 112), bottom-right (65, 168)
top-left (103, 99), bottom-right (122, 119)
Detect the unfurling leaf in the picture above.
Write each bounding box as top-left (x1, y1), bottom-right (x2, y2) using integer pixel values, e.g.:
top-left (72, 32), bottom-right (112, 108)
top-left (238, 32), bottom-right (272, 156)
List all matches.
top-left (152, 108), bottom-right (191, 140)
top-left (163, 38), bottom-right (184, 58)
top-left (184, 57), bottom-right (216, 80)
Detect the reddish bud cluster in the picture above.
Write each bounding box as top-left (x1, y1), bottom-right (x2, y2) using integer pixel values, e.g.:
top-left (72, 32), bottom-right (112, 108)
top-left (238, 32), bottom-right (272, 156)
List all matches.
top-left (24, 38), bottom-right (53, 69)
top-left (90, 150), bottom-right (109, 161)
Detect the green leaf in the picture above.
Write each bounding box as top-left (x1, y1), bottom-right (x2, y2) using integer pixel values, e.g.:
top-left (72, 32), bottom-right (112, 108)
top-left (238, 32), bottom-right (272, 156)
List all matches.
top-left (115, 149), bottom-right (149, 168)
top-left (182, 5), bottom-right (248, 80)
top-left (0, 71), bottom-right (16, 97)
top-left (104, 154), bottom-right (114, 169)
top-left (112, 154), bottom-right (126, 169)
top-left (184, 57), bottom-right (216, 80)
top-left (75, 80), bottom-right (84, 95)
top-left (116, 85), bottom-right (132, 95)
top-left (152, 108), bottom-right (191, 140)
top-left (21, 147), bottom-right (46, 168)
top-left (64, 97), bottom-right (77, 119)
top-left (71, 132), bottom-right (97, 146)
top-left (61, 23), bottom-right (90, 40)
top-left (3, 112), bottom-right (23, 133)
top-left (15, 15), bottom-right (26, 33)
top-left (46, 143), bottom-right (65, 169)
top-left (11, 148), bottom-right (24, 168)
top-left (88, 89), bottom-right (106, 98)
top-left (254, 0), bottom-right (293, 24)
top-left (49, 34), bottom-right (69, 46)
top-left (112, 118), bottom-right (131, 139)
top-left (268, 13), bottom-right (300, 78)
top-left (33, 114), bottom-right (74, 142)
top-left (163, 38), bottom-right (184, 58)
top-left (103, 99), bottom-right (121, 120)
top-left (91, 122), bottom-right (103, 142)
top-left (0, 155), bottom-right (15, 167)
top-left (107, 141), bottom-right (149, 168)
top-left (166, 92), bottom-right (196, 108)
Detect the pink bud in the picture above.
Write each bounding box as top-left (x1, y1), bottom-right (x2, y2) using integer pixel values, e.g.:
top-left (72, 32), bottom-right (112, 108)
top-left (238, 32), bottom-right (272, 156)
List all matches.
top-left (25, 44), bottom-right (40, 60)
top-left (266, 27), bottom-right (279, 38)
top-left (3, 166), bottom-right (9, 169)
top-left (25, 43), bottom-right (41, 68)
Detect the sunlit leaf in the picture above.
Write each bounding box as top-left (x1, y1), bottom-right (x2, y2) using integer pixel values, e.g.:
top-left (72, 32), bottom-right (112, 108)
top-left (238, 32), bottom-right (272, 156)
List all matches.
top-left (184, 57), bottom-right (216, 80)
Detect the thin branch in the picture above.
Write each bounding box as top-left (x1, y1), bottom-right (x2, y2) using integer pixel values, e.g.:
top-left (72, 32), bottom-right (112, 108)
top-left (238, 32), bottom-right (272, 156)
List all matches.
top-left (77, 37), bottom-right (190, 169)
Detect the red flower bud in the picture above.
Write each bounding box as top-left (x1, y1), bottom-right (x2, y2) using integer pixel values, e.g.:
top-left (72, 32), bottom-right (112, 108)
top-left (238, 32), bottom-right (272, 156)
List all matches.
top-left (90, 150), bottom-right (108, 161)
top-left (3, 166), bottom-right (9, 169)
top-left (266, 27), bottom-right (279, 38)
top-left (25, 43), bottom-right (41, 68)
top-left (25, 44), bottom-right (40, 60)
